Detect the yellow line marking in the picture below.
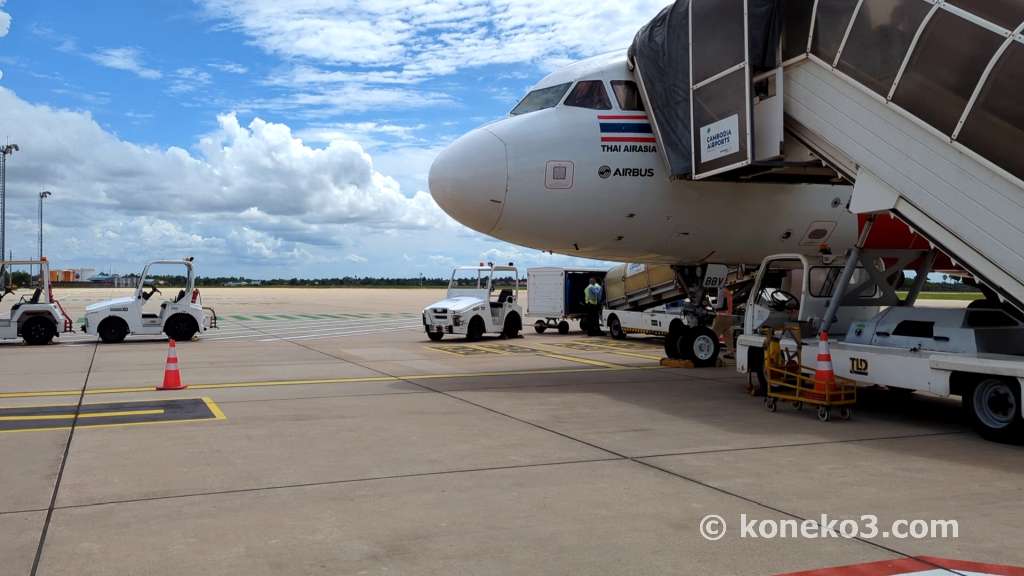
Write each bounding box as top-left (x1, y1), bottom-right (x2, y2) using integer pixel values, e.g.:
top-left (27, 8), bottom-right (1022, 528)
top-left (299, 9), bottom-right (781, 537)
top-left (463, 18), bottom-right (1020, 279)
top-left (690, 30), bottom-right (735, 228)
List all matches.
top-left (524, 340), bottom-right (659, 362)
top-left (0, 418), bottom-right (222, 434)
top-left (408, 365), bottom-right (662, 381)
top-left (424, 345), bottom-right (471, 357)
top-left (539, 352), bottom-right (622, 369)
top-left (565, 340), bottom-right (664, 361)
top-left (572, 338), bottom-right (662, 350)
top-left (0, 397), bottom-right (227, 434)
top-left (202, 396), bottom-right (227, 420)
top-left (0, 386), bottom-right (153, 399)
top-left (189, 377), bottom-right (396, 391)
top-left (0, 376), bottom-right (398, 399)
top-left (0, 409), bottom-right (164, 421)
top-left (0, 365), bottom-right (663, 400)
top-left (603, 350), bottom-right (664, 361)
top-left (465, 343), bottom-right (507, 355)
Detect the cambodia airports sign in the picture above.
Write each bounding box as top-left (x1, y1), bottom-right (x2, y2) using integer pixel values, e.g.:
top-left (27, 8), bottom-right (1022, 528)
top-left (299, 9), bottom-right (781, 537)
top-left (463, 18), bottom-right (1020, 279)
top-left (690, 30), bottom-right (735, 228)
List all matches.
top-left (700, 114), bottom-right (740, 163)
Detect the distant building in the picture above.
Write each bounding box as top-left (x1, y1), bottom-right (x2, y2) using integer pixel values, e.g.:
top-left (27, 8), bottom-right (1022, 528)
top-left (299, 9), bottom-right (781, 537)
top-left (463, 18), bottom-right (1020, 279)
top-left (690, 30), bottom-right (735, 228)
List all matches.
top-left (49, 268), bottom-right (101, 283)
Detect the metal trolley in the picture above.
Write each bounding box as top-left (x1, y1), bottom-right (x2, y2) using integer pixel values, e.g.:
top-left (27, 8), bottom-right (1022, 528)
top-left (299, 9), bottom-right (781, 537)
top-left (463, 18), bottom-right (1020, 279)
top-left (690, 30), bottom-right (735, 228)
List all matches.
top-left (762, 327), bottom-right (857, 422)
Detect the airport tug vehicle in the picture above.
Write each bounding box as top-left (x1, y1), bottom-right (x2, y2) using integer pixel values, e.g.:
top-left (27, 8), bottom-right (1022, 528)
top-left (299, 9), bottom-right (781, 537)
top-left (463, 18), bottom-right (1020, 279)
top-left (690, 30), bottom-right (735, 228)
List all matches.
top-left (82, 258), bottom-right (217, 344)
top-left (0, 259), bottom-right (72, 345)
top-left (736, 250), bottom-right (1024, 443)
top-left (423, 264), bottom-right (523, 342)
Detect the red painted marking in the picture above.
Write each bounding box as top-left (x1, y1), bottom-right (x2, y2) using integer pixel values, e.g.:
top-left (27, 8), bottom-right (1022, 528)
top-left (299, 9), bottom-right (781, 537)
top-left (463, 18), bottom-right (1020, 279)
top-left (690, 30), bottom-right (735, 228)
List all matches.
top-left (859, 213), bottom-right (956, 271)
top-left (601, 137), bottom-right (657, 143)
top-left (919, 556), bottom-right (1024, 576)
top-left (597, 114), bottom-right (649, 120)
top-left (776, 556), bottom-right (1024, 576)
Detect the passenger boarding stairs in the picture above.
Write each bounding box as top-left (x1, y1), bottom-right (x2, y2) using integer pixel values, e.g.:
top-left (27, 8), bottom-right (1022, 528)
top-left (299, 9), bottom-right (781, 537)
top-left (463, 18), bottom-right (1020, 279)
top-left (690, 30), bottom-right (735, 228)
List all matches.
top-left (646, 0), bottom-right (1024, 311)
top-left (781, 1), bottom-right (1024, 311)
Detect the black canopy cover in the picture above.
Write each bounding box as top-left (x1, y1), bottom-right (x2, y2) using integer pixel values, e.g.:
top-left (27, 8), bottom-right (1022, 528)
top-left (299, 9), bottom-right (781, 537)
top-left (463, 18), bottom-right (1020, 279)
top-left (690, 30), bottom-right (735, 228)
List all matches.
top-left (629, 0), bottom-right (783, 179)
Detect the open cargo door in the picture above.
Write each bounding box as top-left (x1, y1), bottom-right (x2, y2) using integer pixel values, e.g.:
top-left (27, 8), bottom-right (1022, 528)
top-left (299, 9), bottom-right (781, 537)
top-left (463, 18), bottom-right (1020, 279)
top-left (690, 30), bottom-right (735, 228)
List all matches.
top-left (689, 0), bottom-right (753, 179)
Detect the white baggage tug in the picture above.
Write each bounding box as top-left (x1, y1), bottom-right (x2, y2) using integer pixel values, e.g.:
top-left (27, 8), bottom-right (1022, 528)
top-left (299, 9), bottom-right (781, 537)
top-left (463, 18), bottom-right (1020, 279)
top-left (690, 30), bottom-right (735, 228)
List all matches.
top-left (423, 264), bottom-right (523, 342)
top-left (83, 258), bottom-right (217, 343)
top-left (0, 259), bottom-right (71, 345)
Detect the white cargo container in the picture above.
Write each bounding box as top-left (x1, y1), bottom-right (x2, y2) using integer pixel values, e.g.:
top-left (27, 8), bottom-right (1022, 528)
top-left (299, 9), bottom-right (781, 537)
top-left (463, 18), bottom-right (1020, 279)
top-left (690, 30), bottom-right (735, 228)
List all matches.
top-left (527, 267), bottom-right (607, 334)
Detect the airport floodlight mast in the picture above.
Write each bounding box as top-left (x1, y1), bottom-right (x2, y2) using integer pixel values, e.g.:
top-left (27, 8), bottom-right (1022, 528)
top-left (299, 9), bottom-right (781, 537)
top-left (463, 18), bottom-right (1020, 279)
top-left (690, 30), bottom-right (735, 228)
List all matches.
top-left (0, 142), bottom-right (19, 291)
top-left (39, 190), bottom-right (52, 261)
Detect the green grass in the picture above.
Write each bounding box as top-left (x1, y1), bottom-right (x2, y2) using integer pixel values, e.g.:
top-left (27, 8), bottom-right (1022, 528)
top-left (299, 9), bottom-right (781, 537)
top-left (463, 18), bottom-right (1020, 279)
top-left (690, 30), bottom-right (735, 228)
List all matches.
top-left (897, 291), bottom-right (982, 301)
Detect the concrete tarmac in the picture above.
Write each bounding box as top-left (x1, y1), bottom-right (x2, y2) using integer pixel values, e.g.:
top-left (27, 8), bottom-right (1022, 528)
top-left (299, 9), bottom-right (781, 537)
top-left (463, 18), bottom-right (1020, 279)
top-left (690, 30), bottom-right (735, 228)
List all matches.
top-left (0, 288), bottom-right (1019, 575)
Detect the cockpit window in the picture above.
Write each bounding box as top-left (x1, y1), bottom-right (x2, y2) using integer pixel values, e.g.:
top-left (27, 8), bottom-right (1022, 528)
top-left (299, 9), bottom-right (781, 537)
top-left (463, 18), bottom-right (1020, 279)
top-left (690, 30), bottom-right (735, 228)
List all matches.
top-left (510, 83), bottom-right (572, 116)
top-left (611, 80), bottom-right (645, 111)
top-left (564, 80), bottom-right (612, 110)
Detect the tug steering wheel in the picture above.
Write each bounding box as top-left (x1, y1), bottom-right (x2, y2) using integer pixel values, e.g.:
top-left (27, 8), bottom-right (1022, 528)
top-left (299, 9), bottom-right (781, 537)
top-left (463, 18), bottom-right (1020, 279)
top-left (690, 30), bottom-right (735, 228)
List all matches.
top-left (143, 286), bottom-right (162, 301)
top-left (769, 289), bottom-right (800, 312)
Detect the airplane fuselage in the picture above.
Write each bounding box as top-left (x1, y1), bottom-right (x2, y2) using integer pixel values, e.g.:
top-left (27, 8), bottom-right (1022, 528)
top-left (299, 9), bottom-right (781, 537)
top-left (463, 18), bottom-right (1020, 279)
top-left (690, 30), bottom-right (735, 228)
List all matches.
top-left (430, 52), bottom-right (860, 267)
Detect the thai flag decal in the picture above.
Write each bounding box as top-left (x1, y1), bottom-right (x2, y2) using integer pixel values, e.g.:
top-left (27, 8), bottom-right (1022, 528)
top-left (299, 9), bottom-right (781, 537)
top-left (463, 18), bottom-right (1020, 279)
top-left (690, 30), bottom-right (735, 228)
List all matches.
top-left (598, 114), bottom-right (656, 143)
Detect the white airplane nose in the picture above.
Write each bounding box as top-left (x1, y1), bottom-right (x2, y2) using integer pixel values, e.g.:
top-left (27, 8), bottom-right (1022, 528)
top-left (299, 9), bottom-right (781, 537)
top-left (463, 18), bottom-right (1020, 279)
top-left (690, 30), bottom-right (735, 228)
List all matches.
top-left (429, 128), bottom-right (508, 234)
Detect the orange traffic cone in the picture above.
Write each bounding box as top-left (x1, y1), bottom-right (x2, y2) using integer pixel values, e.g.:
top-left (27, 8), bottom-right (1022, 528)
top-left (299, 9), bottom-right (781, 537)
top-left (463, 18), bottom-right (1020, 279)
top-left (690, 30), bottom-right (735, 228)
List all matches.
top-left (814, 331), bottom-right (836, 393)
top-left (157, 339), bottom-right (186, 390)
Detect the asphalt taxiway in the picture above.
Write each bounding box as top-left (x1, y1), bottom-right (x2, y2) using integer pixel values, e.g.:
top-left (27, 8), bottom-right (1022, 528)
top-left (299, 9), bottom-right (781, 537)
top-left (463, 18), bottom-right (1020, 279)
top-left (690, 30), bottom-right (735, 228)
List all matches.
top-left (1, 288), bottom-right (1020, 575)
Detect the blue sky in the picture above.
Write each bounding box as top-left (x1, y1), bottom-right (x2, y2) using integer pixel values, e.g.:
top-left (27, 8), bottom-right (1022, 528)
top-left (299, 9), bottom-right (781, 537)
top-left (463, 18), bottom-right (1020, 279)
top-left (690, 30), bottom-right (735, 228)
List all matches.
top-left (0, 0), bottom-right (667, 278)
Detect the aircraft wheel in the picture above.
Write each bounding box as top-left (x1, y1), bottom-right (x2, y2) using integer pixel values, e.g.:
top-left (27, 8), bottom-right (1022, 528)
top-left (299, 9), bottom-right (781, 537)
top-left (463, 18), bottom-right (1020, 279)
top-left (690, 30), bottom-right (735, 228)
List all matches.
top-left (22, 317), bottom-right (56, 346)
top-left (683, 326), bottom-right (720, 368)
top-left (664, 327), bottom-right (686, 359)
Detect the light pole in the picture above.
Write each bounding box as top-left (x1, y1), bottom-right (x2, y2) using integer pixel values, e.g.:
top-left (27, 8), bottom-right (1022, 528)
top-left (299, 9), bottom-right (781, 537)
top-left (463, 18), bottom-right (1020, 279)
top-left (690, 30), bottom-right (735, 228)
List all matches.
top-left (39, 191), bottom-right (52, 261)
top-left (0, 143), bottom-right (18, 291)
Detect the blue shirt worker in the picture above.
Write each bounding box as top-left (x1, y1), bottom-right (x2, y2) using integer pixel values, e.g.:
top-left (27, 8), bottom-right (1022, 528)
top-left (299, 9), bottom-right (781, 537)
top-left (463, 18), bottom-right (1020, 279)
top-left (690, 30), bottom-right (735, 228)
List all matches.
top-left (583, 277), bottom-right (604, 336)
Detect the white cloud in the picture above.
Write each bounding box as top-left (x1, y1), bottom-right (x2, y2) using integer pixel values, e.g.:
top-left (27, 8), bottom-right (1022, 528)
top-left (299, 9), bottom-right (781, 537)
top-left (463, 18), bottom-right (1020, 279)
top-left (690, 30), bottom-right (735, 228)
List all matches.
top-left (296, 121), bottom-right (426, 149)
top-left (242, 84), bottom-right (453, 117)
top-left (0, 87), bottom-right (469, 274)
top-left (208, 61), bottom-right (248, 74)
top-left (0, 0), bottom-right (9, 83)
top-left (198, 0), bottom-right (671, 84)
top-left (0, 0), bottom-right (10, 39)
top-left (28, 23), bottom-right (77, 53)
top-left (345, 254), bottom-right (368, 263)
top-left (169, 67), bottom-right (213, 94)
top-left (88, 47), bottom-right (162, 79)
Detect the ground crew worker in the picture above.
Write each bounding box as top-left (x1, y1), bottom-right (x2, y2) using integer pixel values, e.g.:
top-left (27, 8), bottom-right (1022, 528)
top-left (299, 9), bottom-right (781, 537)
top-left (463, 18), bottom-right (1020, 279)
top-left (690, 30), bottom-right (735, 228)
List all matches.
top-left (584, 277), bottom-right (604, 336)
